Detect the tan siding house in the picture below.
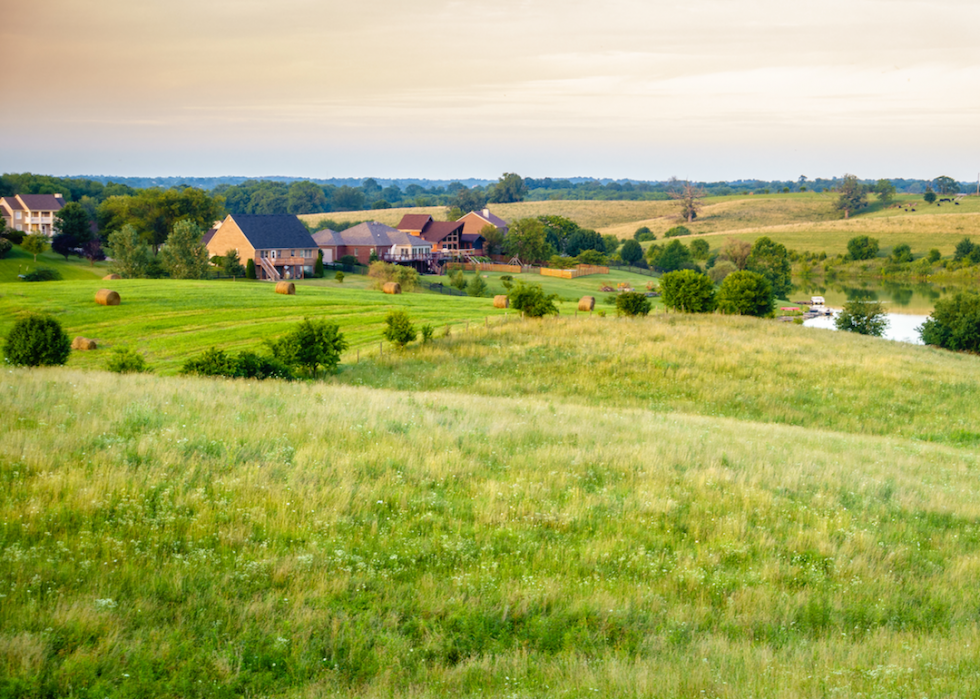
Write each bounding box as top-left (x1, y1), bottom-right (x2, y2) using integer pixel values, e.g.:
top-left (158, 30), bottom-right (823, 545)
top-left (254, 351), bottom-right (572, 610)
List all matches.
top-left (0, 194), bottom-right (65, 236)
top-left (206, 214), bottom-right (318, 281)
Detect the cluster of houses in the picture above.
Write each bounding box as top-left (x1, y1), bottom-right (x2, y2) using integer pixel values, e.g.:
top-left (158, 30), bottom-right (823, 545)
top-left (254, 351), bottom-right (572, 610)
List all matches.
top-left (0, 188), bottom-right (510, 281)
top-left (204, 208), bottom-right (509, 280)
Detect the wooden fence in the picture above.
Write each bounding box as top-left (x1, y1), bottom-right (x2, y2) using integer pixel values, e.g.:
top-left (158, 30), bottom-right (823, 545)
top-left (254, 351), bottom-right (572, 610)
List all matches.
top-left (445, 262), bottom-right (523, 273)
top-left (540, 265), bottom-right (610, 279)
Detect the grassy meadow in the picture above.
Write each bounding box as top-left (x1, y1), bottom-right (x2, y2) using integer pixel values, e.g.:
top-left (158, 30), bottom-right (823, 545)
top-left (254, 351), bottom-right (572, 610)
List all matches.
top-left (0, 244), bottom-right (109, 283)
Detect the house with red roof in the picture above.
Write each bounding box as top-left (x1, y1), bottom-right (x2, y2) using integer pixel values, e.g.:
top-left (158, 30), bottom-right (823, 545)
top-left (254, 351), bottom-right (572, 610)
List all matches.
top-left (0, 194), bottom-right (65, 236)
top-left (457, 208), bottom-right (508, 239)
top-left (396, 214), bottom-right (482, 253)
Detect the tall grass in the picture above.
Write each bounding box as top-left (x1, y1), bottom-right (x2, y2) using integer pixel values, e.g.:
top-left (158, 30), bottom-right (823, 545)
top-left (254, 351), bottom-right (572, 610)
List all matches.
top-left (2, 367), bottom-right (979, 696)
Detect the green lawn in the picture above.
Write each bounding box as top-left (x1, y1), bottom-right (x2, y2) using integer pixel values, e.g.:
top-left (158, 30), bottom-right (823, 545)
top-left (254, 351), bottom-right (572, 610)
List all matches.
top-left (0, 243), bottom-right (109, 283)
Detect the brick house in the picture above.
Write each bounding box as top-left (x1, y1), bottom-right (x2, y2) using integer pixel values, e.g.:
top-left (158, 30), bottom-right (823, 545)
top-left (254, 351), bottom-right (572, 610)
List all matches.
top-left (205, 214), bottom-right (318, 280)
top-left (313, 221), bottom-right (433, 265)
top-left (0, 194), bottom-right (65, 236)
top-left (396, 214), bottom-right (479, 253)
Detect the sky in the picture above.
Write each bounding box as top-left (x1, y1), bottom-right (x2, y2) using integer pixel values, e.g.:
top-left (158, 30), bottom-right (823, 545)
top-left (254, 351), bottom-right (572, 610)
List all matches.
top-left (3, 0), bottom-right (979, 182)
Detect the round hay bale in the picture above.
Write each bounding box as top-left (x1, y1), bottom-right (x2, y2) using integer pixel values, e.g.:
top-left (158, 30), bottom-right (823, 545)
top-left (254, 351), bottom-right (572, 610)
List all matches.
top-left (493, 295), bottom-right (509, 309)
top-left (578, 296), bottom-right (596, 312)
top-left (383, 282), bottom-right (402, 295)
top-left (275, 281), bottom-right (296, 295)
top-left (95, 289), bottom-right (121, 306)
top-left (71, 337), bottom-right (98, 351)
top-left (102, 273), bottom-right (121, 280)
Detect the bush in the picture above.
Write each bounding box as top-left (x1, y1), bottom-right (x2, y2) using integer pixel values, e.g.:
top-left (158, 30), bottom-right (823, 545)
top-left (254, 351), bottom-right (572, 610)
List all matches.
top-left (923, 188), bottom-right (937, 204)
top-left (509, 281), bottom-right (559, 317)
top-left (2, 230), bottom-right (25, 245)
top-left (647, 240), bottom-right (694, 273)
top-left (835, 301), bottom-right (888, 336)
top-left (920, 292), bottom-right (980, 352)
top-left (180, 348), bottom-right (294, 379)
top-left (449, 269), bottom-right (467, 291)
top-left (615, 291), bottom-right (652, 317)
top-left (847, 235), bottom-right (880, 261)
top-left (633, 226), bottom-right (655, 242)
top-left (180, 348), bottom-right (237, 376)
top-left (0, 238), bottom-right (11, 259)
top-left (500, 275), bottom-right (514, 290)
top-left (548, 255), bottom-right (577, 270)
top-left (665, 226), bottom-right (691, 238)
top-left (467, 275), bottom-right (489, 297)
top-left (660, 270), bottom-right (716, 313)
top-left (421, 324), bottom-right (434, 343)
top-left (928, 249), bottom-right (942, 263)
top-left (21, 268), bottom-right (62, 282)
top-left (105, 347), bottom-right (152, 374)
top-left (246, 258), bottom-right (256, 279)
top-left (716, 271), bottom-right (774, 317)
top-left (383, 310), bottom-right (417, 347)
top-left (4, 314), bottom-right (72, 367)
top-left (953, 238), bottom-right (975, 262)
top-left (314, 251), bottom-right (324, 277)
top-left (369, 261), bottom-right (418, 291)
top-left (890, 243), bottom-right (913, 264)
top-left (335, 271), bottom-right (345, 283)
top-left (339, 255), bottom-right (358, 266)
top-left (690, 239), bottom-right (710, 260)
top-left (575, 249), bottom-right (607, 266)
top-left (267, 318), bottom-right (348, 375)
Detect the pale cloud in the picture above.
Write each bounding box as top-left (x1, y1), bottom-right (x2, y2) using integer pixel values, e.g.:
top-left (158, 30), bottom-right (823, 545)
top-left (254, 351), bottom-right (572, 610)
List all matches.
top-left (2, 0), bottom-right (979, 178)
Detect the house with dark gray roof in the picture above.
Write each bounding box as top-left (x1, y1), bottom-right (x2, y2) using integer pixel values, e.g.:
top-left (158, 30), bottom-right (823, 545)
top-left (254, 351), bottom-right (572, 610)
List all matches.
top-left (313, 221), bottom-right (432, 265)
top-left (0, 193), bottom-right (65, 236)
top-left (205, 214), bottom-right (318, 281)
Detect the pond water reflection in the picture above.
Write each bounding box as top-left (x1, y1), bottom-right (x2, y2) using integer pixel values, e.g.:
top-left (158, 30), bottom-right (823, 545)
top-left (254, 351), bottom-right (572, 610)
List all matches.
top-left (791, 278), bottom-right (973, 315)
top-left (803, 311), bottom-right (929, 344)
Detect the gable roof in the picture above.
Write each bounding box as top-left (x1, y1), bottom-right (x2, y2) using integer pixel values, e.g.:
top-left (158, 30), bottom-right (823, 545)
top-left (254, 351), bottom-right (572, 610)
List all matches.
top-left (201, 229), bottom-right (217, 246)
top-left (397, 213), bottom-right (433, 230)
top-left (16, 194), bottom-right (65, 212)
top-left (462, 208), bottom-right (508, 229)
top-left (229, 214), bottom-right (316, 250)
top-left (0, 197), bottom-right (24, 211)
top-left (420, 220), bottom-right (463, 243)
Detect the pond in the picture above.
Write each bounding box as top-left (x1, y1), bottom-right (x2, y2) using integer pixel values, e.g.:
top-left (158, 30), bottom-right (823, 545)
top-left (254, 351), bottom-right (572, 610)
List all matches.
top-left (793, 278), bottom-right (976, 344)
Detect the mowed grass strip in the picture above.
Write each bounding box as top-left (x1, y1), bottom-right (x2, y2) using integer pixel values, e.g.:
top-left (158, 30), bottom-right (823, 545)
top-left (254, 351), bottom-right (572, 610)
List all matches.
top-left (0, 279), bottom-right (512, 374)
top-left (336, 313), bottom-right (980, 444)
top-left (1, 368), bottom-right (979, 696)
top-left (0, 244), bottom-right (109, 283)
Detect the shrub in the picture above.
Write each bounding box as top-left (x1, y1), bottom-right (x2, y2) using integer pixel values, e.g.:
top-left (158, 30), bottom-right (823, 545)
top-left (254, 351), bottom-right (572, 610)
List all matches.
top-left (660, 270), bottom-right (716, 313)
top-left (338, 255), bottom-right (358, 266)
top-left (665, 226), bottom-right (691, 238)
top-left (421, 324), bottom-right (434, 343)
top-left (4, 314), bottom-right (72, 367)
top-left (314, 251), bottom-right (324, 277)
top-left (383, 310), bottom-right (417, 347)
top-left (232, 351), bottom-right (294, 380)
top-left (891, 244), bottom-right (913, 263)
top-left (509, 281), bottom-right (559, 317)
top-left (923, 188), bottom-right (937, 204)
top-left (953, 238), bottom-right (975, 262)
top-left (335, 271), bottom-right (345, 283)
top-left (21, 268), bottom-right (62, 282)
top-left (575, 249), bottom-right (607, 266)
top-left (835, 301), bottom-right (888, 336)
top-left (268, 318), bottom-right (348, 375)
top-left (449, 270), bottom-right (467, 291)
top-left (716, 271), bottom-right (774, 317)
top-left (369, 261), bottom-right (418, 291)
top-left (648, 240), bottom-right (694, 273)
top-left (222, 249), bottom-right (246, 278)
top-left (500, 275), bottom-right (514, 290)
top-left (928, 249), bottom-right (942, 263)
top-left (180, 347), bottom-right (237, 376)
top-left (633, 226), bottom-right (655, 242)
top-left (105, 347), bottom-right (152, 374)
top-left (0, 238), bottom-right (12, 259)
top-left (615, 291), bottom-right (652, 317)
top-left (467, 275), bottom-right (489, 297)
top-left (2, 230), bottom-right (25, 245)
top-left (746, 236), bottom-right (792, 299)
top-left (549, 255), bottom-right (577, 269)
top-left (920, 292), bottom-right (980, 352)
top-left (847, 235), bottom-right (880, 261)
top-left (245, 258), bottom-right (256, 279)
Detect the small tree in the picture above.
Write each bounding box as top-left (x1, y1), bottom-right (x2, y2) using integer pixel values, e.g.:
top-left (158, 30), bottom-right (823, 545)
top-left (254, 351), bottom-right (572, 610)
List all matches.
top-left (953, 238), bottom-right (975, 261)
top-left (690, 239), bottom-right (710, 260)
top-left (0, 238), bottom-right (11, 260)
top-left (720, 238), bottom-right (752, 270)
top-left (499, 274), bottom-right (514, 290)
top-left (619, 239), bottom-right (643, 265)
top-left (81, 239), bottom-right (105, 266)
top-left (660, 270), bottom-right (716, 313)
top-left (22, 233), bottom-right (48, 262)
top-left (106, 224), bottom-right (152, 278)
top-left (874, 179), bottom-right (896, 204)
top-left (920, 292), bottom-right (980, 351)
top-left (575, 249), bottom-right (607, 266)
top-left (449, 269), bottom-right (467, 291)
top-left (746, 236), bottom-right (792, 299)
top-left (54, 202), bottom-right (92, 245)
top-left (161, 219), bottom-right (210, 279)
top-left (847, 235), bottom-right (879, 261)
top-left (923, 187), bottom-right (937, 205)
top-left (928, 249), bottom-right (941, 263)
top-left (335, 271), bottom-right (345, 283)
top-left (467, 275), bottom-right (489, 297)
top-left (835, 301), bottom-right (888, 336)
top-left (383, 310), bottom-right (417, 348)
top-left (3, 313), bottom-right (72, 367)
top-left (890, 243), bottom-right (913, 263)
top-left (647, 240), bottom-right (693, 273)
top-left (51, 233), bottom-right (76, 260)
top-left (708, 260), bottom-right (738, 284)
top-left (480, 224), bottom-right (505, 256)
top-left (508, 281), bottom-right (559, 317)
top-left (314, 250), bottom-right (324, 277)
top-left (602, 234), bottom-right (621, 254)
top-left (245, 258), bottom-right (257, 279)
top-left (633, 226), bottom-right (655, 242)
top-left (664, 226), bottom-right (691, 238)
top-left (105, 347), bottom-right (152, 373)
top-left (668, 178), bottom-right (705, 223)
top-left (716, 271), bottom-right (774, 317)
top-left (615, 291), bottom-right (652, 317)
top-left (222, 249), bottom-right (246, 278)
top-left (835, 174), bottom-right (868, 219)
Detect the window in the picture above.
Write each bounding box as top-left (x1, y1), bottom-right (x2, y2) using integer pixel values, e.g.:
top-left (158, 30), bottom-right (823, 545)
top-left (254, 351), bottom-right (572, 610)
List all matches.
top-left (15, 211), bottom-right (21, 219)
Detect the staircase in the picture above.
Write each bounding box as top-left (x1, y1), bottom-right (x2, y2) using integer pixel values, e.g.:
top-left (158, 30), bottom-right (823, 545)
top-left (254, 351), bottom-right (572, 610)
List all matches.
top-left (258, 257), bottom-right (280, 281)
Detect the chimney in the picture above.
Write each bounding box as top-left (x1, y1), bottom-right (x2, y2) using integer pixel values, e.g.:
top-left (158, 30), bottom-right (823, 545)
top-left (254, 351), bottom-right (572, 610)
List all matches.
top-left (54, 193), bottom-right (64, 199)
top-left (482, 208), bottom-right (490, 217)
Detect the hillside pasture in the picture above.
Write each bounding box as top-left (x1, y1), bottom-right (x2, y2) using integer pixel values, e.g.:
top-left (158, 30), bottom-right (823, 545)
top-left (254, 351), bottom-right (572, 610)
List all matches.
top-left (0, 243), bottom-right (109, 283)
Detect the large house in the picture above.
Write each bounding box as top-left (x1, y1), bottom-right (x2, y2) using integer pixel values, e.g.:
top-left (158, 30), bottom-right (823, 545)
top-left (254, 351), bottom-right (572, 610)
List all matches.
top-left (313, 222), bottom-right (433, 265)
top-left (0, 194), bottom-right (65, 236)
top-left (205, 214), bottom-right (319, 281)
top-left (457, 208), bottom-right (508, 241)
top-left (396, 214), bottom-right (481, 253)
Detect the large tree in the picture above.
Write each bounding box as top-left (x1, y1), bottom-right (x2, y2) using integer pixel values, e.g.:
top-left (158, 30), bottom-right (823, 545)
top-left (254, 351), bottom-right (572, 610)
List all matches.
top-left (488, 173), bottom-right (526, 204)
top-left (105, 224), bottom-right (152, 278)
top-left (660, 270), bottom-right (716, 313)
top-left (96, 187), bottom-right (224, 253)
top-left (54, 201), bottom-right (93, 245)
top-left (835, 174), bottom-right (868, 219)
top-left (874, 179), bottom-right (896, 204)
top-left (746, 236), bottom-right (792, 299)
top-left (287, 181), bottom-right (327, 214)
top-left (503, 218), bottom-right (552, 263)
top-left (933, 176), bottom-right (960, 196)
top-left (716, 271), bottom-right (774, 317)
top-left (668, 177), bottom-right (706, 223)
top-left (480, 225), bottom-right (505, 256)
top-left (161, 220), bottom-right (210, 279)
